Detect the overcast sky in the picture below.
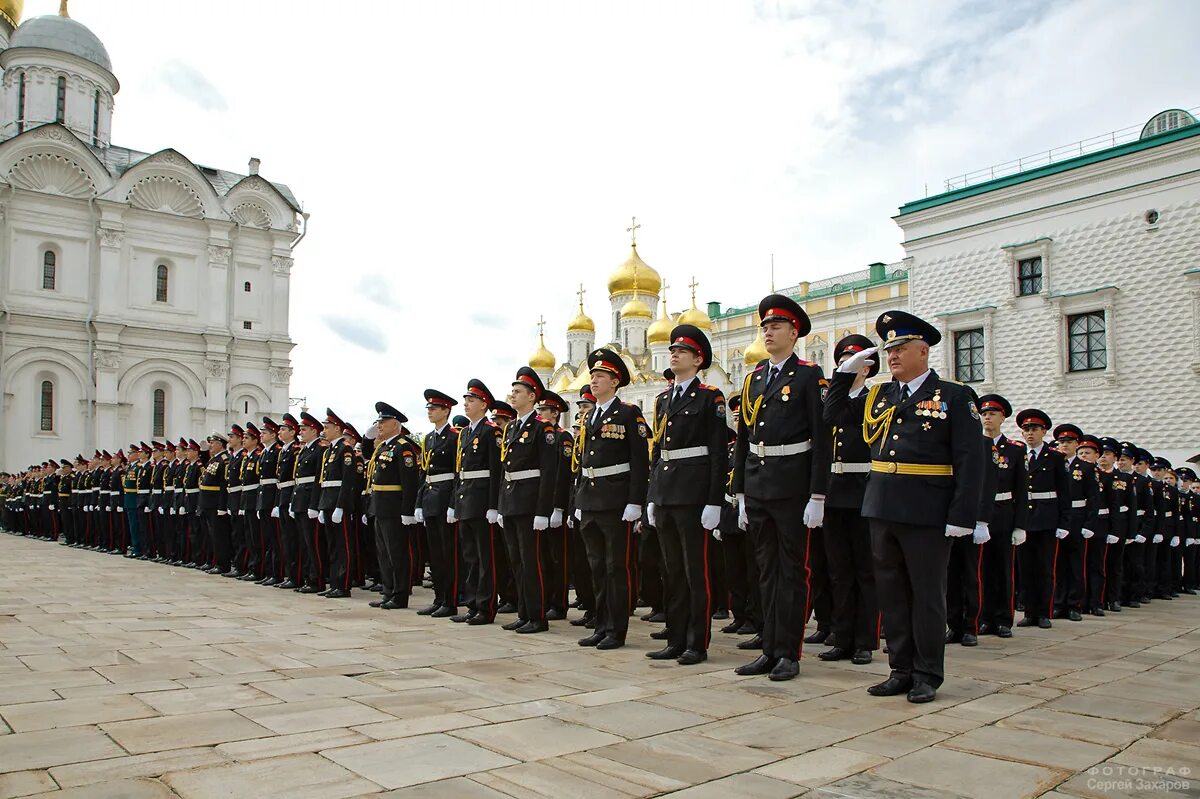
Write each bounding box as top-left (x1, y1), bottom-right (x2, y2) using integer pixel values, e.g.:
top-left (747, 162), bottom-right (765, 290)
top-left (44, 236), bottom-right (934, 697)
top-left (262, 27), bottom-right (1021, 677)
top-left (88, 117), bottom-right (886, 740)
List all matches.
top-left (34, 0), bottom-right (1200, 430)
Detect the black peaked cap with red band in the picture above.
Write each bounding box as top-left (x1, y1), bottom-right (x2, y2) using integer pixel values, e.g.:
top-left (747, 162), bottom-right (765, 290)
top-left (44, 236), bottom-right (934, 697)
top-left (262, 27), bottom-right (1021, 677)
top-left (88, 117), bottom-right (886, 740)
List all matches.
top-left (424, 389), bottom-right (457, 410)
top-left (976, 394), bottom-right (1012, 418)
top-left (758, 293), bottom-right (811, 337)
top-left (464, 379), bottom-right (495, 406)
top-left (490, 400), bottom-right (516, 419)
top-left (1053, 423), bottom-right (1083, 442)
top-left (299, 411), bottom-right (322, 431)
top-left (323, 408), bottom-right (344, 428)
top-left (1016, 409), bottom-right (1051, 429)
top-left (512, 366), bottom-right (545, 400)
top-left (537, 390), bottom-right (567, 413)
top-left (261, 417), bottom-right (280, 433)
top-left (578, 387), bottom-right (597, 405)
top-left (587, 347), bottom-right (630, 387)
top-left (834, 333), bottom-right (879, 378)
top-left (281, 413), bottom-right (301, 432)
top-left (668, 324), bottom-right (712, 370)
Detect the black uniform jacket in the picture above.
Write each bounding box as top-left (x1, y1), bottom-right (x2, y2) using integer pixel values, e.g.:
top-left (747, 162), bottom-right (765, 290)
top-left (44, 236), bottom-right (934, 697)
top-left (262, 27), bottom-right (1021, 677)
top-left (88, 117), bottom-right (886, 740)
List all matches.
top-left (417, 424), bottom-right (458, 516)
top-left (198, 451), bottom-right (229, 511)
top-left (498, 412), bottom-right (559, 518)
top-left (316, 440), bottom-right (358, 512)
top-left (647, 380), bottom-right (728, 507)
top-left (257, 443), bottom-right (280, 514)
top-left (1111, 469), bottom-right (1138, 540)
top-left (1024, 445), bottom-right (1070, 531)
top-left (363, 434), bottom-right (420, 519)
top-left (454, 419), bottom-right (503, 520)
top-left (574, 397), bottom-right (649, 513)
top-left (290, 440), bottom-right (324, 515)
top-left (987, 434), bottom-right (1028, 532)
top-left (1064, 456), bottom-right (1102, 532)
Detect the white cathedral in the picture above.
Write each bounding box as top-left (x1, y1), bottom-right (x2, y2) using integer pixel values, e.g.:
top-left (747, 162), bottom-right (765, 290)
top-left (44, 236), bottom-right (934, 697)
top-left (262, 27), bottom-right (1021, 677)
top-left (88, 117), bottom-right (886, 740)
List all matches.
top-left (0, 2), bottom-right (304, 471)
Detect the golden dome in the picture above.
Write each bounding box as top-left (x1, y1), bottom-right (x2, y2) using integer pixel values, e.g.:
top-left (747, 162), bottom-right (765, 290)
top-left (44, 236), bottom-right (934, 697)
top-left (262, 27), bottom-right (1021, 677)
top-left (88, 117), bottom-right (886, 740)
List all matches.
top-left (647, 293), bottom-right (674, 345)
top-left (0, 0), bottom-right (23, 28)
top-left (528, 332), bottom-right (556, 370)
top-left (620, 296), bottom-right (653, 319)
top-left (744, 327), bottom-right (768, 365)
top-left (608, 245), bottom-right (662, 297)
top-left (567, 302), bottom-right (594, 333)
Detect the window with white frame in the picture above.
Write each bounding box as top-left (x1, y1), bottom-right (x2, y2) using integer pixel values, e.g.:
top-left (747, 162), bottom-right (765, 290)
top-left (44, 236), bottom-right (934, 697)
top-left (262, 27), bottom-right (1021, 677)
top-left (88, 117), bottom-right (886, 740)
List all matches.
top-left (42, 250), bottom-right (56, 290)
top-left (39, 380), bottom-right (54, 432)
top-left (1017, 257), bottom-right (1043, 296)
top-left (1067, 311), bottom-right (1106, 372)
top-left (954, 328), bottom-right (986, 382)
top-left (152, 388), bottom-right (166, 436)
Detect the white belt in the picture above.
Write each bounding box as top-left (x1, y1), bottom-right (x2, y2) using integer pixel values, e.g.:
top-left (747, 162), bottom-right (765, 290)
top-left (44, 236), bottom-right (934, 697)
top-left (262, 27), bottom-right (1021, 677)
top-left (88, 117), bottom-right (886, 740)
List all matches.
top-left (228, 485), bottom-right (242, 493)
top-left (260, 478), bottom-right (278, 485)
top-left (425, 473), bottom-right (454, 484)
top-left (278, 480), bottom-right (295, 488)
top-left (724, 493), bottom-right (737, 505)
top-left (1120, 506), bottom-right (1129, 513)
top-left (1097, 508), bottom-right (1109, 516)
top-left (659, 446), bottom-right (708, 463)
top-left (42, 490), bottom-right (52, 495)
top-left (460, 469), bottom-right (490, 480)
top-left (166, 487), bottom-right (176, 493)
top-left (1166, 511), bottom-right (1174, 518)
top-left (295, 476), bottom-right (315, 485)
top-left (1071, 499), bottom-right (1086, 508)
top-left (750, 440), bottom-right (811, 458)
top-left (185, 488), bottom-right (199, 495)
top-left (831, 462), bottom-right (870, 474)
top-left (995, 491), bottom-right (1013, 501)
top-left (137, 489), bottom-right (150, 495)
top-left (504, 469), bottom-right (540, 482)
top-left (321, 480), bottom-right (342, 488)
top-left (581, 464), bottom-right (631, 479)
top-left (151, 490), bottom-right (161, 495)
top-left (1030, 491), bottom-right (1057, 500)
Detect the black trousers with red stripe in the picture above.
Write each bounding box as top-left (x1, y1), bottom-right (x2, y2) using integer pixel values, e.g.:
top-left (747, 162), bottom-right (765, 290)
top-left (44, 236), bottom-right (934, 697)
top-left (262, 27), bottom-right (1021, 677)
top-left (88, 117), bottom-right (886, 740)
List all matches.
top-left (981, 525), bottom-right (1015, 628)
top-left (946, 536), bottom-right (983, 636)
top-left (656, 504), bottom-right (713, 653)
top-left (746, 494), bottom-right (811, 662)
top-left (503, 515), bottom-right (546, 623)
top-left (297, 514), bottom-right (324, 589)
top-left (374, 517), bottom-right (412, 604)
top-left (327, 518), bottom-right (355, 592)
top-left (542, 525), bottom-right (569, 615)
top-left (460, 517), bottom-right (498, 620)
top-left (1019, 529), bottom-right (1058, 621)
top-left (823, 506), bottom-right (878, 650)
top-left (425, 516), bottom-right (457, 610)
top-left (579, 510), bottom-right (632, 643)
top-left (1086, 534), bottom-right (1109, 610)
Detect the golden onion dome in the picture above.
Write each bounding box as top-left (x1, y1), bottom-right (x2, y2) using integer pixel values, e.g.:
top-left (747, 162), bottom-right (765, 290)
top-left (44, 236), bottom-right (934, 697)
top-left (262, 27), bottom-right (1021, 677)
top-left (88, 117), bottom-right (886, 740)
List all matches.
top-left (0, 0), bottom-right (22, 29)
top-left (608, 245), bottom-right (662, 297)
top-left (620, 296), bottom-right (653, 319)
top-left (528, 332), bottom-right (556, 370)
top-left (744, 329), bottom-right (768, 365)
top-left (567, 302), bottom-right (594, 333)
top-left (646, 294), bottom-right (674, 345)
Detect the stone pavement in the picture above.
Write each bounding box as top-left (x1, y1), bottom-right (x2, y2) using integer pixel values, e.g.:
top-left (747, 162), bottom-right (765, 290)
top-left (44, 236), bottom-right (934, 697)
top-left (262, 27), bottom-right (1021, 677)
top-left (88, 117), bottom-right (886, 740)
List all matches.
top-left (2, 535), bottom-right (1200, 798)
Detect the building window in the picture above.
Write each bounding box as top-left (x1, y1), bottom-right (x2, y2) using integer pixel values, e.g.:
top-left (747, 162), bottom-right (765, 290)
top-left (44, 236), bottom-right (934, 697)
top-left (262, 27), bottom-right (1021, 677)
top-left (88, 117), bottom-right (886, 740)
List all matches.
top-left (92, 89), bottom-right (100, 145)
top-left (16, 72), bottom-right (26, 134)
top-left (242, 321), bottom-right (252, 330)
top-left (1068, 311), bottom-right (1106, 372)
top-left (42, 250), bottom-right (56, 290)
top-left (39, 380), bottom-right (54, 432)
top-left (55, 76), bottom-right (66, 124)
top-left (152, 388), bottom-right (166, 436)
top-left (1017, 257), bottom-right (1043, 296)
top-left (954, 328), bottom-right (985, 382)
top-left (155, 264), bottom-right (169, 302)
top-left (243, 281), bottom-right (251, 292)
top-left (243, 400), bottom-right (250, 414)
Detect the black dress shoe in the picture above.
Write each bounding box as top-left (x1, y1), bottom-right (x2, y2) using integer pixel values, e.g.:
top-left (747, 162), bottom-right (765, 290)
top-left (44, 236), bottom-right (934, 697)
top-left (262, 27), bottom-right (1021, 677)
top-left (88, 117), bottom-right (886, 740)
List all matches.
top-left (381, 599), bottom-right (406, 610)
top-left (1182, 588), bottom-right (1197, 595)
top-left (545, 608), bottom-right (566, 621)
top-left (467, 615), bottom-right (493, 625)
top-left (276, 579), bottom-right (297, 590)
top-left (502, 619), bottom-right (527, 631)
top-left (239, 573), bottom-right (259, 582)
top-left (432, 606), bottom-right (457, 618)
top-left (977, 622), bottom-right (993, 636)
top-left (646, 646), bottom-right (685, 660)
top-left (497, 602), bottom-right (518, 614)
top-left (818, 646), bottom-right (852, 662)
top-left (769, 658), bottom-right (799, 681)
top-left (945, 630), bottom-right (962, 644)
top-left (650, 629), bottom-right (669, 640)
top-left (596, 636), bottom-right (624, 650)
top-left (851, 649), bottom-right (873, 665)
top-left (737, 634), bottom-right (763, 650)
top-left (298, 584), bottom-right (321, 594)
top-left (803, 629), bottom-right (829, 645)
top-left (867, 676), bottom-right (913, 696)
top-left (569, 615), bottom-right (593, 627)
top-left (1037, 617), bottom-right (1052, 629)
top-left (325, 589), bottom-right (351, 598)
top-left (960, 633), bottom-right (978, 647)
top-left (1107, 601), bottom-right (1122, 612)
top-left (318, 588), bottom-right (333, 597)
top-left (734, 655), bottom-right (778, 676)
top-left (516, 621), bottom-right (548, 634)
top-left (1052, 609), bottom-right (1067, 620)
top-left (711, 610), bottom-right (729, 620)
top-left (1067, 609), bottom-right (1082, 621)
top-left (677, 649), bottom-right (707, 665)
top-left (907, 683), bottom-right (937, 703)
top-left (1016, 616), bottom-right (1038, 627)
top-left (643, 611), bottom-right (667, 623)
top-left (262, 577), bottom-right (280, 587)
top-left (369, 599), bottom-right (387, 608)
top-left (578, 632), bottom-right (605, 647)
top-left (720, 620), bottom-right (742, 634)
top-left (736, 622), bottom-right (757, 635)
top-left (223, 570), bottom-right (241, 578)
top-left (449, 613), bottom-right (474, 623)
top-left (996, 626), bottom-right (1013, 638)
top-left (416, 605), bottom-right (439, 616)
top-left (1090, 606), bottom-right (1106, 617)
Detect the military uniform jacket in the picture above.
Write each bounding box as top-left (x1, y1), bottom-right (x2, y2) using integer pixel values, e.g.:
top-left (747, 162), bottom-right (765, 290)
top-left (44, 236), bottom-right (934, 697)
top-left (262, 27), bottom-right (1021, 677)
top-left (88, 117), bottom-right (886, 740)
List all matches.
top-left (135, 462), bottom-right (152, 509)
top-left (363, 435), bottom-right (420, 519)
top-left (198, 451), bottom-right (229, 511)
top-left (498, 412), bottom-right (559, 518)
top-left (224, 450), bottom-right (244, 514)
top-left (976, 435), bottom-right (1001, 525)
top-left (824, 421), bottom-right (871, 510)
top-left (276, 442), bottom-right (298, 514)
top-left (416, 425), bottom-right (458, 516)
top-left (574, 397), bottom-right (650, 513)
top-left (986, 435), bottom-right (1028, 532)
top-left (1093, 468), bottom-right (1118, 536)
top-left (44, 473), bottom-right (59, 508)
top-left (824, 369), bottom-right (983, 530)
top-left (256, 444), bottom-right (280, 514)
top-left (718, 435), bottom-right (741, 535)
top-left (240, 446), bottom-right (262, 512)
top-left (182, 461), bottom-right (201, 514)
top-left (1064, 457), bottom-right (1101, 532)
top-left (553, 428), bottom-right (574, 513)
top-left (1133, 471), bottom-right (1156, 538)
top-left (291, 440), bottom-right (323, 514)
top-left (454, 419), bottom-right (503, 520)
top-left (734, 354), bottom-right (832, 502)
top-left (1155, 480), bottom-right (1178, 538)
top-left (1111, 469), bottom-right (1138, 539)
top-left (72, 471), bottom-right (86, 511)
top-left (648, 381), bottom-right (728, 507)
top-left (315, 440), bottom-right (353, 512)
top-left (150, 460), bottom-right (168, 511)
top-left (58, 472), bottom-right (73, 504)
top-left (122, 465), bottom-right (138, 504)
top-left (1024, 446), bottom-right (1070, 531)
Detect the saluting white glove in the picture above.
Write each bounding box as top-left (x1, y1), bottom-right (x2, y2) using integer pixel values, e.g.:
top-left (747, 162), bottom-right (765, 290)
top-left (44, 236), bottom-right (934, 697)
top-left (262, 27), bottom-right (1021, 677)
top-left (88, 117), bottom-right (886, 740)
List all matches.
top-left (837, 345), bottom-right (878, 374)
top-left (621, 504), bottom-right (641, 523)
top-left (574, 508), bottom-right (582, 521)
top-left (1153, 534), bottom-right (1164, 544)
top-left (331, 507), bottom-right (344, 524)
top-left (737, 493), bottom-right (748, 530)
top-left (701, 505), bottom-right (721, 530)
top-left (1106, 534), bottom-right (1119, 544)
top-left (803, 497), bottom-right (825, 528)
top-left (414, 508), bottom-right (424, 524)
top-left (946, 524), bottom-right (973, 538)
top-left (447, 508), bottom-right (457, 524)
top-left (365, 422), bottom-right (379, 441)
top-left (712, 529), bottom-right (723, 541)
top-left (486, 509), bottom-right (499, 525)
top-left (1134, 534), bottom-right (1146, 544)
top-left (550, 508), bottom-right (563, 528)
top-left (1012, 529), bottom-right (1027, 546)
top-left (646, 503), bottom-right (657, 527)
top-left (307, 508), bottom-right (318, 520)
top-left (533, 516), bottom-right (549, 531)
top-left (271, 507), bottom-right (279, 518)
top-left (1055, 528), bottom-right (1070, 539)
top-left (402, 515), bottom-right (417, 526)
top-left (1171, 536), bottom-right (1181, 547)
top-left (972, 522), bottom-right (991, 544)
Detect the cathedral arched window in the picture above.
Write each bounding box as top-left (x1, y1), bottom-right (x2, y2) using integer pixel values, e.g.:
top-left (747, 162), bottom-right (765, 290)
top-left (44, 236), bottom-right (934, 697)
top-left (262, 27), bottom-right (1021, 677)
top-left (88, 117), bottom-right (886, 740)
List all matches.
top-left (92, 90), bottom-right (100, 146)
top-left (55, 76), bottom-right (66, 124)
top-left (155, 263), bottom-right (169, 303)
top-left (39, 380), bottom-right (54, 432)
top-left (152, 388), bottom-right (166, 437)
top-left (42, 250), bottom-right (57, 290)
top-left (16, 72), bottom-right (26, 134)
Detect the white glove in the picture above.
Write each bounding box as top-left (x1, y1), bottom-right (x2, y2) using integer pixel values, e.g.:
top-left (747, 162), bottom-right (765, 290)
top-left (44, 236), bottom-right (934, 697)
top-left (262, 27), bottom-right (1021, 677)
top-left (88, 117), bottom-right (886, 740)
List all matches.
top-left (288, 508), bottom-right (294, 518)
top-left (972, 522), bottom-right (991, 544)
top-left (574, 508), bottom-right (582, 520)
top-left (836, 345), bottom-right (878, 374)
top-left (1081, 528), bottom-right (1094, 539)
top-left (1056, 528), bottom-right (1070, 539)
top-left (361, 514), bottom-right (367, 525)
top-left (84, 504), bottom-right (90, 512)
top-left (271, 507), bottom-right (279, 518)
top-left (414, 508), bottom-right (424, 524)
top-left (550, 508), bottom-right (563, 527)
top-left (365, 422), bottom-right (379, 441)
top-left (1012, 529), bottom-right (1027, 546)
top-left (237, 509), bottom-right (244, 516)
top-left (402, 515), bottom-right (417, 525)
top-left (1171, 536), bottom-right (1180, 547)
top-left (106, 506), bottom-right (112, 512)
top-left (567, 516), bottom-right (575, 528)
top-left (646, 503), bottom-right (656, 527)
top-left (701, 505), bottom-right (721, 530)
top-left (803, 497), bottom-right (825, 528)
top-left (1134, 534), bottom-right (1146, 544)
top-left (307, 508), bottom-right (319, 520)
top-left (1153, 534), bottom-right (1164, 544)
top-left (447, 508), bottom-right (457, 524)
top-left (712, 529), bottom-right (722, 541)
top-left (1190, 539), bottom-right (1198, 547)
top-left (117, 506), bottom-right (123, 514)
top-left (946, 524), bottom-right (973, 538)
top-left (49, 504), bottom-right (55, 511)
top-left (486, 509), bottom-right (499, 525)
top-left (1106, 534), bottom-right (1119, 544)
top-left (533, 515), bottom-right (549, 531)
top-left (218, 510), bottom-right (228, 516)
top-left (496, 514), bottom-right (505, 528)
top-left (621, 504), bottom-right (641, 523)
top-left (144, 507), bottom-right (151, 514)
top-left (737, 493), bottom-right (748, 530)
top-left (317, 510), bottom-right (326, 524)
top-left (332, 507), bottom-right (344, 524)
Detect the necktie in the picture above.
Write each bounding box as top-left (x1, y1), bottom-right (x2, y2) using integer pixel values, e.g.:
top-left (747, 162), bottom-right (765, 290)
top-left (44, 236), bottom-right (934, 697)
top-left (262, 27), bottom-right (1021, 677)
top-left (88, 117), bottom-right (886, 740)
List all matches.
top-left (670, 386), bottom-right (683, 408)
top-left (900, 383), bottom-right (910, 402)
top-left (765, 367), bottom-right (779, 391)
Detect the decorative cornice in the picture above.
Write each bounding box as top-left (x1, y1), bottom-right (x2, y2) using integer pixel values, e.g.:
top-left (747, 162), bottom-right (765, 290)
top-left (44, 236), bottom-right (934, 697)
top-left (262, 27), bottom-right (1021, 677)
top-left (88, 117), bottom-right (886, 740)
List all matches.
top-left (204, 359), bottom-right (229, 379)
top-left (272, 255), bottom-right (293, 275)
top-left (207, 245), bottom-right (231, 265)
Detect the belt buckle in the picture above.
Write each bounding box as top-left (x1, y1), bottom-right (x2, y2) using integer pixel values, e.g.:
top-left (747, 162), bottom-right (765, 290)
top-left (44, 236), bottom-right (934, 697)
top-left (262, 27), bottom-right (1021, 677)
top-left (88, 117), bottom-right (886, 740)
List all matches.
top-left (753, 442), bottom-right (766, 458)
top-left (661, 449), bottom-right (671, 463)
top-left (832, 463), bottom-right (843, 475)
top-left (583, 467), bottom-right (594, 479)
top-left (886, 462), bottom-right (898, 474)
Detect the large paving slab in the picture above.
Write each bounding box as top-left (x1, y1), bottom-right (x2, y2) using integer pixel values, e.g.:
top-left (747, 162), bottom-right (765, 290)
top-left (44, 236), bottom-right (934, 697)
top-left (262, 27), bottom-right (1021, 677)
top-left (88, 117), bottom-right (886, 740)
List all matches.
top-left (5, 532), bottom-right (1200, 796)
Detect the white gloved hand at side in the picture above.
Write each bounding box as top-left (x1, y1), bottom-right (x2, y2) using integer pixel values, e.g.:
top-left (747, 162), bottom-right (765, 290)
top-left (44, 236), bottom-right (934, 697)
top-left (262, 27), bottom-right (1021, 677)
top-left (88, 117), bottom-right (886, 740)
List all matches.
top-left (331, 507), bottom-right (343, 524)
top-left (1171, 536), bottom-right (1180, 547)
top-left (646, 502), bottom-right (656, 528)
top-left (1106, 534), bottom-right (1119, 544)
top-left (1056, 528), bottom-right (1070, 539)
top-left (1081, 528), bottom-right (1094, 539)
top-left (317, 510), bottom-right (325, 524)
top-left (496, 514), bottom-right (505, 528)
top-left (550, 508), bottom-right (563, 527)
top-left (712, 529), bottom-right (723, 541)
top-left (1134, 534), bottom-right (1146, 544)
top-left (1012, 529), bottom-right (1027, 546)
top-left (414, 508), bottom-right (424, 524)
top-left (574, 508), bottom-right (582, 521)
top-left (533, 515), bottom-right (549, 531)
top-left (271, 506), bottom-right (279, 518)
top-left (307, 508), bottom-right (318, 520)
top-left (803, 497), bottom-right (825, 528)
top-left (1153, 534), bottom-right (1164, 544)
top-left (972, 522), bottom-right (991, 544)
top-left (486, 509), bottom-right (499, 525)
top-left (621, 504), bottom-right (641, 523)
top-left (402, 515), bottom-right (417, 525)
top-left (737, 493), bottom-right (748, 530)
top-left (446, 508), bottom-right (457, 524)
top-left (701, 504), bottom-right (722, 530)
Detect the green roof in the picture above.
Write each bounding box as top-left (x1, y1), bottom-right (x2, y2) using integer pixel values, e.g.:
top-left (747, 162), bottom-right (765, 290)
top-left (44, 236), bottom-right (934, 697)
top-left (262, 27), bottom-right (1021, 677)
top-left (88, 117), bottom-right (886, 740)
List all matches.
top-left (711, 266), bottom-right (907, 320)
top-left (897, 123), bottom-right (1200, 216)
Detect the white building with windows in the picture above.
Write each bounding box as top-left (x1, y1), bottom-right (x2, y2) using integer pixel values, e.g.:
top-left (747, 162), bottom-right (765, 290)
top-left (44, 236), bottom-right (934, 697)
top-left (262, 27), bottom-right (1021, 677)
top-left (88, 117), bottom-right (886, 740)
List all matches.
top-left (896, 108), bottom-right (1200, 456)
top-left (0, 4), bottom-right (305, 471)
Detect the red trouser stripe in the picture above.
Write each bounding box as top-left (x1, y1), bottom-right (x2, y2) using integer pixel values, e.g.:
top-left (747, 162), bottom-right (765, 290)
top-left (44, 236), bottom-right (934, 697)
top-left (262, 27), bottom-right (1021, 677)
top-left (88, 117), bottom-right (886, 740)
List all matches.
top-left (798, 528), bottom-right (812, 660)
top-left (535, 529), bottom-right (546, 621)
top-left (973, 543), bottom-right (984, 634)
top-left (702, 527), bottom-right (712, 649)
top-left (1049, 537), bottom-right (1060, 618)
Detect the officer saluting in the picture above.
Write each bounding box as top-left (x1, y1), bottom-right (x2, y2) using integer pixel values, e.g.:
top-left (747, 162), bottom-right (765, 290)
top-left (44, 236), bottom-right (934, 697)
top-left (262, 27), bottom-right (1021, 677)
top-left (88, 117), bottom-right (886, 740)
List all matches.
top-left (364, 402), bottom-right (421, 610)
top-left (825, 310), bottom-right (983, 703)
top-left (733, 294), bottom-right (831, 682)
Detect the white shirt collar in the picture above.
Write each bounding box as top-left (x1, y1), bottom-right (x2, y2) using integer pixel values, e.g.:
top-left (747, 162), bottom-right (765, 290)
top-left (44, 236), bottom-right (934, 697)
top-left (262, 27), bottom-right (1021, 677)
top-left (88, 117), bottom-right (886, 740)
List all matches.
top-left (899, 369), bottom-right (931, 396)
top-left (593, 396), bottom-right (617, 419)
top-left (516, 410), bottom-right (535, 426)
top-left (672, 375), bottom-right (697, 395)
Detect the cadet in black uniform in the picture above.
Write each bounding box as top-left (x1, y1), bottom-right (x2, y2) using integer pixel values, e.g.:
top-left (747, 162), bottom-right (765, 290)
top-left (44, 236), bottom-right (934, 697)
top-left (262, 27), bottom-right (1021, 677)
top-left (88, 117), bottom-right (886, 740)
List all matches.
top-left (274, 415), bottom-right (301, 589)
top-left (222, 427), bottom-right (245, 576)
top-left (1014, 410), bottom-right (1070, 628)
top-left (416, 389), bottom-right (460, 617)
top-left (733, 295), bottom-right (831, 682)
top-left (292, 412), bottom-right (326, 593)
top-left (976, 394), bottom-right (1026, 637)
top-left (717, 395), bottom-right (762, 644)
top-left (239, 424), bottom-right (263, 580)
top-left (1112, 441), bottom-right (1140, 609)
top-left (645, 325), bottom-right (727, 665)
top-left (199, 433), bottom-right (231, 573)
top-left (450, 380), bottom-right (504, 624)
top-left (826, 311), bottom-right (983, 703)
top-left (255, 419), bottom-right (283, 585)
top-left (1050, 423), bottom-right (1100, 621)
top-left (535, 390), bottom-right (573, 621)
top-left (363, 402), bottom-right (421, 609)
top-left (316, 408), bottom-right (357, 598)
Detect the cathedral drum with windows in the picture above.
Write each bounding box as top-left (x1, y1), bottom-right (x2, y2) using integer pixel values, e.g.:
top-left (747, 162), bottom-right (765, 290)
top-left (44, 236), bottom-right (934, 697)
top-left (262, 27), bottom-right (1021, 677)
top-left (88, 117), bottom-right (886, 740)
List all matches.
top-left (0, 3), bottom-right (306, 471)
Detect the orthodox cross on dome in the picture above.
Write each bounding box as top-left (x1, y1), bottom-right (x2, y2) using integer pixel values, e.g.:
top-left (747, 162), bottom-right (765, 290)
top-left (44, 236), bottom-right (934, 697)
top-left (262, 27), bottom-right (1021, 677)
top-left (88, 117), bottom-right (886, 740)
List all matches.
top-left (576, 283), bottom-right (586, 310)
top-left (689, 276), bottom-right (699, 303)
top-left (626, 216), bottom-right (641, 246)
top-left (661, 279), bottom-right (670, 305)
top-left (537, 315), bottom-right (546, 338)
top-left (770, 254), bottom-right (776, 292)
